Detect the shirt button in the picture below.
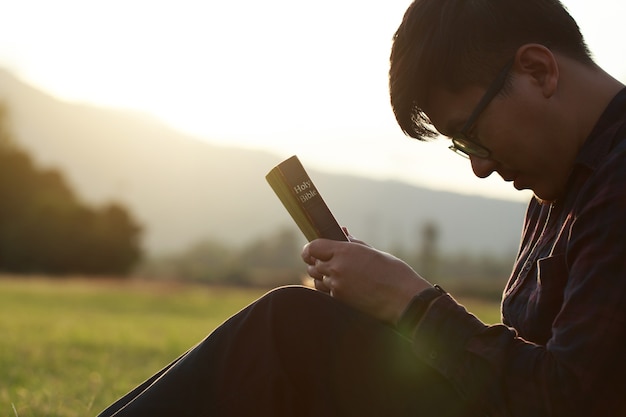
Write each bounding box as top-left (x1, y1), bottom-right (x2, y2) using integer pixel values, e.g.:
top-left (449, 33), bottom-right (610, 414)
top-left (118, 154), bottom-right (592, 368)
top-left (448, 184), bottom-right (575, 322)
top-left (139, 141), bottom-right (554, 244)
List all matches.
top-left (429, 351), bottom-right (438, 360)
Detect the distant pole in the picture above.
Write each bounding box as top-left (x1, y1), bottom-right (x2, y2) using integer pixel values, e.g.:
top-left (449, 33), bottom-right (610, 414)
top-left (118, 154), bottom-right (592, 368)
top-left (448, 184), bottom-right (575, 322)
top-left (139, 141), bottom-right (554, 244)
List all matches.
top-left (418, 220), bottom-right (440, 279)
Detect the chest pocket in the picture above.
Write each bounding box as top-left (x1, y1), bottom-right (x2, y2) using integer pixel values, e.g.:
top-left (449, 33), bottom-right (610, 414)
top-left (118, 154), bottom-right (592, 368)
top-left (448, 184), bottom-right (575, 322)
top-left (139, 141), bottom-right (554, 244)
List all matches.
top-left (521, 254), bottom-right (568, 344)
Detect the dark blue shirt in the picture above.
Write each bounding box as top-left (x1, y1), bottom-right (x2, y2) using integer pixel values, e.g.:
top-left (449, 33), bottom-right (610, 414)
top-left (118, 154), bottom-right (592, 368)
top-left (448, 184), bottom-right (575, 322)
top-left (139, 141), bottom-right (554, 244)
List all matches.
top-left (407, 88), bottom-right (626, 416)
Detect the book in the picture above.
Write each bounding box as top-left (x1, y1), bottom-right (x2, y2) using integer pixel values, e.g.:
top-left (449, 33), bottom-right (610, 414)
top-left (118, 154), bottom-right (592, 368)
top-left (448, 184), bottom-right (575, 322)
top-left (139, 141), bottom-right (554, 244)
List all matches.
top-left (266, 155), bottom-right (349, 242)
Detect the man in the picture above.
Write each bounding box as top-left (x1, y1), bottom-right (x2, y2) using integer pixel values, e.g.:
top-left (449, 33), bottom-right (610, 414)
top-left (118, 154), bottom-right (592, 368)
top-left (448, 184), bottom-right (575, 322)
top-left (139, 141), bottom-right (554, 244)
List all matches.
top-left (97, 0), bottom-right (626, 416)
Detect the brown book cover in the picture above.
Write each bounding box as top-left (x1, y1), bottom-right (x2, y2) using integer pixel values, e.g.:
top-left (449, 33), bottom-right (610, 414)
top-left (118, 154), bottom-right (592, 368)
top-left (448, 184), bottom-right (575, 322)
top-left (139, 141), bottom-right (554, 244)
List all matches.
top-left (266, 155), bottom-right (348, 242)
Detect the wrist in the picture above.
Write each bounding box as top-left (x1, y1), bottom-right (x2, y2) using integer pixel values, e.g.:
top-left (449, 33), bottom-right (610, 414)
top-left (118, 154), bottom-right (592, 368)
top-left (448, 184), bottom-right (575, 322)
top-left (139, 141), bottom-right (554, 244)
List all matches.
top-left (396, 284), bottom-right (447, 336)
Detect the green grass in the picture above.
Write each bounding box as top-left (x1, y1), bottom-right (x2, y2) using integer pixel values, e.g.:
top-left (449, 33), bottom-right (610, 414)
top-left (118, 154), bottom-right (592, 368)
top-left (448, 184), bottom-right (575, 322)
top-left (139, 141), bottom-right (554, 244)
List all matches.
top-left (0, 276), bottom-right (501, 417)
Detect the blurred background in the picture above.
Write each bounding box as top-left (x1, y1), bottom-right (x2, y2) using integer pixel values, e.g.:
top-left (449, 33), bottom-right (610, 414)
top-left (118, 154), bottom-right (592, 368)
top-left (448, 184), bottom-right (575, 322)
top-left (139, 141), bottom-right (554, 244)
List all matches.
top-left (2, 2), bottom-right (625, 415)
top-left (0, 0), bottom-right (624, 287)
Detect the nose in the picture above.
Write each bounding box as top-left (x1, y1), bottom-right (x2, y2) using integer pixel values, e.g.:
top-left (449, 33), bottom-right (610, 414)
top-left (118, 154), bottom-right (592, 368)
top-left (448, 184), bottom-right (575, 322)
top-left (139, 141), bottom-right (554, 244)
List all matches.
top-left (469, 155), bottom-right (497, 178)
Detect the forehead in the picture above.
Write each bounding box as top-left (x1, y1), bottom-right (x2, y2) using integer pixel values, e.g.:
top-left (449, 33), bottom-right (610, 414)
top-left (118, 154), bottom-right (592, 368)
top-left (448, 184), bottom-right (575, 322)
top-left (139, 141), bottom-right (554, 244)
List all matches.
top-left (421, 84), bottom-right (486, 137)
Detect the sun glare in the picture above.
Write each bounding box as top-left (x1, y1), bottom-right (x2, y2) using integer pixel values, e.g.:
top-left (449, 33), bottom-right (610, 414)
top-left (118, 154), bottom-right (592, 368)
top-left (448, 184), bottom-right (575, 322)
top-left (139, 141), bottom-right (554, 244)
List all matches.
top-left (0, 0), bottom-right (623, 203)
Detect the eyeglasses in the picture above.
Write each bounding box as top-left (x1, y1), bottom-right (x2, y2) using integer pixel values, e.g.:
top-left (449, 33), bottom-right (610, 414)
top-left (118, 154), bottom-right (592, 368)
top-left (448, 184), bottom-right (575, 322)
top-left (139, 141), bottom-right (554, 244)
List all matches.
top-left (449, 60), bottom-right (513, 159)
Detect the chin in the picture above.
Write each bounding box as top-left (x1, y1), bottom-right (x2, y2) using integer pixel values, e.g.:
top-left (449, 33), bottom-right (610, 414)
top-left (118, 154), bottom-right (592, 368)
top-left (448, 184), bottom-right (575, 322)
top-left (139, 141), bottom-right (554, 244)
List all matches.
top-left (532, 187), bottom-right (563, 205)
top-left (533, 195), bottom-right (556, 205)
top-left (514, 182), bottom-right (556, 205)
top-left (529, 178), bottom-right (568, 205)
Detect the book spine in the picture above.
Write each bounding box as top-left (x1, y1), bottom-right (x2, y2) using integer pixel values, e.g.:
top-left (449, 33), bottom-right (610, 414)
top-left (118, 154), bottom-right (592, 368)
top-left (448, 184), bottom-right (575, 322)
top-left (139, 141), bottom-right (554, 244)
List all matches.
top-left (266, 156), bottom-right (348, 242)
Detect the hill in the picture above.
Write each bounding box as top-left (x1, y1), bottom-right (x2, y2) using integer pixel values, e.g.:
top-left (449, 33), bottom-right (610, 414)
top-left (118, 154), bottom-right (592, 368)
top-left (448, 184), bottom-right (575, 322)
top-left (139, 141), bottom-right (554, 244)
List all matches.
top-left (0, 68), bottom-right (528, 257)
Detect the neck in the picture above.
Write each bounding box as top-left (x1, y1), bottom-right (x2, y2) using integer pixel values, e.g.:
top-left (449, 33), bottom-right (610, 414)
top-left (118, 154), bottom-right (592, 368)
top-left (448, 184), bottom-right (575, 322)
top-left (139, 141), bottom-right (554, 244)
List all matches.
top-left (565, 61), bottom-right (625, 146)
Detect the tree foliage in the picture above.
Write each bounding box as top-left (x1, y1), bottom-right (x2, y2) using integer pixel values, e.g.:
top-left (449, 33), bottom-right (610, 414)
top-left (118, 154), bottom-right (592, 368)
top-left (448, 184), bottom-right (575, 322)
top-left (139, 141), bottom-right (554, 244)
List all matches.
top-left (0, 105), bottom-right (142, 276)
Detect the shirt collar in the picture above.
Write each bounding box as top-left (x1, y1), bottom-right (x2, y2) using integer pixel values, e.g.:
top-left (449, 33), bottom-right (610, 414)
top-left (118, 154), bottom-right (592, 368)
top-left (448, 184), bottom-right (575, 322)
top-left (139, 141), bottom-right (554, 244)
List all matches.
top-left (574, 87), bottom-right (626, 171)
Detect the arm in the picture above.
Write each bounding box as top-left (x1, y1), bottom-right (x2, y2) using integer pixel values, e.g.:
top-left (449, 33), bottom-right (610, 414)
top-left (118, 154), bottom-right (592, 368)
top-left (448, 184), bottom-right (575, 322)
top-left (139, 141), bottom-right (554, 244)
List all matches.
top-left (301, 154), bottom-right (626, 416)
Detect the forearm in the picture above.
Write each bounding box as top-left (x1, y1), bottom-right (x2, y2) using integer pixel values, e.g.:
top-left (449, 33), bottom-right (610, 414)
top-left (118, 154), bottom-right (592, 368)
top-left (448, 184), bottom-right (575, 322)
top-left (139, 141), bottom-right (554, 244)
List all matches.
top-left (403, 294), bottom-right (625, 417)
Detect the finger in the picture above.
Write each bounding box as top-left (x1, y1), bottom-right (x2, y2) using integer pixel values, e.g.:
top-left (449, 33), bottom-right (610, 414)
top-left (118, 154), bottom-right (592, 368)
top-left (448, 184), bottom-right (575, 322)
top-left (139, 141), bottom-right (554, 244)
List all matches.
top-left (306, 263), bottom-right (324, 280)
top-left (313, 278), bottom-right (331, 294)
top-left (303, 238), bottom-right (340, 262)
top-left (302, 252), bottom-right (317, 266)
top-left (341, 229), bottom-right (369, 246)
top-left (348, 237), bottom-right (368, 246)
top-left (322, 275), bottom-right (333, 289)
top-left (301, 242), bottom-right (316, 264)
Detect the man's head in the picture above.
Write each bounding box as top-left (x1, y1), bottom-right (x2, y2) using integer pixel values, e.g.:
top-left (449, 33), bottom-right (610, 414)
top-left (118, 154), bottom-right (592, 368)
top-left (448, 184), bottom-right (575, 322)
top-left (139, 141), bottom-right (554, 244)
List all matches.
top-left (389, 0), bottom-right (593, 140)
top-left (388, 0), bottom-right (610, 202)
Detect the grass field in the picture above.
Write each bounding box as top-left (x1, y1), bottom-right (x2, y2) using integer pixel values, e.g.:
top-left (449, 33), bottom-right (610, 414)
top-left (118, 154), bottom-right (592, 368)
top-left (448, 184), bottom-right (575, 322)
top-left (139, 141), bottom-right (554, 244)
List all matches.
top-left (0, 276), bottom-right (501, 417)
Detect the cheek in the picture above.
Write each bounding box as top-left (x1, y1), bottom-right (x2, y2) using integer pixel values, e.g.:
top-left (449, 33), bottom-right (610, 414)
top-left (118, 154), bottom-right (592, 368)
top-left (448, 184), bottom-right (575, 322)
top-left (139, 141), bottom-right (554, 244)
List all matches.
top-left (482, 100), bottom-right (547, 165)
top-left (482, 122), bottom-right (529, 165)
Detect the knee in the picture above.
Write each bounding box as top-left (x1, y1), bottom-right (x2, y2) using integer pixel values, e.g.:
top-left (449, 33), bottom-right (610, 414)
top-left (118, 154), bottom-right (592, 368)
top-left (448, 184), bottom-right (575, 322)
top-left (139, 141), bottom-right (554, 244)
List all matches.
top-left (248, 285), bottom-right (336, 321)
top-left (262, 285), bottom-right (325, 310)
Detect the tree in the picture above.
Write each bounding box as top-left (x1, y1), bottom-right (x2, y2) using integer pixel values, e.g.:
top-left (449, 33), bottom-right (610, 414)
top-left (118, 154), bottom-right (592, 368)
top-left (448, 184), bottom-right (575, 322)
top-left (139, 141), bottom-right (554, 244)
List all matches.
top-left (0, 104), bottom-right (142, 276)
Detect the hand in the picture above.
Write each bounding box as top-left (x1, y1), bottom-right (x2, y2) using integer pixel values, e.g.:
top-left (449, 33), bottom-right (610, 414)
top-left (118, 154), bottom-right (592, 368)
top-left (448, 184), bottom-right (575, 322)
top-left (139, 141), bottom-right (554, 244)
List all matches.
top-left (309, 228), bottom-right (371, 295)
top-left (301, 238), bottom-right (432, 324)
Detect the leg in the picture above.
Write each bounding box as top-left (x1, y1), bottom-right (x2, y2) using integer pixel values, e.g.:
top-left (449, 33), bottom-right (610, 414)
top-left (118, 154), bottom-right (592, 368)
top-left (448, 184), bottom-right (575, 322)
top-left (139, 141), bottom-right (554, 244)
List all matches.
top-left (96, 286), bottom-right (474, 416)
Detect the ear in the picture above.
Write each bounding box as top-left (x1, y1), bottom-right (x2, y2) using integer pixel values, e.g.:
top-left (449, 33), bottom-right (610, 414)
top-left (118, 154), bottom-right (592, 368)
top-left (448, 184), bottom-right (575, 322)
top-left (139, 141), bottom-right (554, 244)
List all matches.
top-left (514, 44), bottom-right (559, 98)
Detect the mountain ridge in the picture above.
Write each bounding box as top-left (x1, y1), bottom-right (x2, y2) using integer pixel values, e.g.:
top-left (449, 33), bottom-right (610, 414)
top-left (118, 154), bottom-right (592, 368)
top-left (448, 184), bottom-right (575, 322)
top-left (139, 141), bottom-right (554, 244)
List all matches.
top-left (0, 68), bottom-right (528, 256)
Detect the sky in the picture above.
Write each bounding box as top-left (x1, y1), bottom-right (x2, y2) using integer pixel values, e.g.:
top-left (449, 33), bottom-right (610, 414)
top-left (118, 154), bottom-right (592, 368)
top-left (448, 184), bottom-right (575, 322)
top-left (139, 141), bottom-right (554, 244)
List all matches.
top-left (0, 0), bottom-right (625, 203)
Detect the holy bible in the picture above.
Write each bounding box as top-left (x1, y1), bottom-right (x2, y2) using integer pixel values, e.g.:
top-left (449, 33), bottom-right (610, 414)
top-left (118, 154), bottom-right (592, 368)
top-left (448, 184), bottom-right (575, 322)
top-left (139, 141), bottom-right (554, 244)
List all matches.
top-left (266, 155), bottom-right (349, 242)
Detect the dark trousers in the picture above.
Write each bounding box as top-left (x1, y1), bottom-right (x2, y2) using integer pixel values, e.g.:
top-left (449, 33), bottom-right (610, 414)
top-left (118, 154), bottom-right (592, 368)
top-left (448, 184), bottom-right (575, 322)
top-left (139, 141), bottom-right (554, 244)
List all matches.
top-left (96, 286), bottom-right (475, 416)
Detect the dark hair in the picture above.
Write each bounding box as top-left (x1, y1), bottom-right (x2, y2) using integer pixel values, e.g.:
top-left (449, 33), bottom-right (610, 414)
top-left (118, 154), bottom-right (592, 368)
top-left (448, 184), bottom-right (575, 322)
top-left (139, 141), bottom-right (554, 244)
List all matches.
top-left (389, 0), bottom-right (593, 140)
